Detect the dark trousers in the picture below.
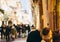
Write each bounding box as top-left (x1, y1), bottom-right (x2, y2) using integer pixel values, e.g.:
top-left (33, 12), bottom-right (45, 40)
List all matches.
top-left (18, 31), bottom-right (20, 37)
top-left (5, 34), bottom-right (10, 41)
top-left (1, 32), bottom-right (5, 39)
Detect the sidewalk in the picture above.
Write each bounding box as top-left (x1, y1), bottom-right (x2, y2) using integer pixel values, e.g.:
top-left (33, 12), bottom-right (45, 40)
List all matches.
top-left (0, 39), bottom-right (6, 42)
top-left (12, 38), bottom-right (27, 42)
top-left (0, 37), bottom-right (27, 42)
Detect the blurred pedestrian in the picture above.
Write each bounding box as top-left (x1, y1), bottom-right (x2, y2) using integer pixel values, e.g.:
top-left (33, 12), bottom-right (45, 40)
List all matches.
top-left (11, 26), bottom-right (17, 41)
top-left (27, 30), bottom-right (42, 42)
top-left (42, 27), bottom-right (52, 42)
top-left (27, 24), bottom-right (31, 33)
top-left (1, 24), bottom-right (6, 39)
top-left (5, 21), bottom-right (12, 41)
top-left (52, 30), bottom-right (59, 42)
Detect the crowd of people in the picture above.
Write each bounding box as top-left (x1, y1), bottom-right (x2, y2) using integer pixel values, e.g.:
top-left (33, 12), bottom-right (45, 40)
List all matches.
top-left (0, 21), bottom-right (31, 41)
top-left (0, 21), bottom-right (60, 42)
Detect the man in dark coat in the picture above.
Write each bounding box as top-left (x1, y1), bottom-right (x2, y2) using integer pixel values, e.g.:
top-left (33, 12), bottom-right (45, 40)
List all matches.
top-left (27, 30), bottom-right (42, 42)
top-left (27, 25), bottom-right (31, 33)
top-left (17, 24), bottom-right (21, 37)
top-left (5, 26), bottom-right (12, 41)
top-left (1, 25), bottom-right (6, 39)
top-left (5, 21), bottom-right (12, 41)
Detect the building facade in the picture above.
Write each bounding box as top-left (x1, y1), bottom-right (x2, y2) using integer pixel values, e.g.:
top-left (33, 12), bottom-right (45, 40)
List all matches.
top-left (31, 0), bottom-right (60, 31)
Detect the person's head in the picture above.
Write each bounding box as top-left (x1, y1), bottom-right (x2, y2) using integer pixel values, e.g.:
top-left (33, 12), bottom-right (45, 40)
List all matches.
top-left (42, 27), bottom-right (50, 35)
top-left (8, 21), bottom-right (12, 27)
top-left (32, 24), bottom-right (35, 28)
top-left (31, 25), bottom-right (34, 27)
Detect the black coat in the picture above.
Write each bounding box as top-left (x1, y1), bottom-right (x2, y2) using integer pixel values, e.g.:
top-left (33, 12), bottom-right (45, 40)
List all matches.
top-left (5, 26), bottom-right (12, 35)
top-left (1, 26), bottom-right (6, 35)
top-left (16, 26), bottom-right (21, 32)
top-left (27, 30), bottom-right (42, 42)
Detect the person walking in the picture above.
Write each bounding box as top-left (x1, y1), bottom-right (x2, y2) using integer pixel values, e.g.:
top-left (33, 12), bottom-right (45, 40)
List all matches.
top-left (27, 30), bottom-right (42, 42)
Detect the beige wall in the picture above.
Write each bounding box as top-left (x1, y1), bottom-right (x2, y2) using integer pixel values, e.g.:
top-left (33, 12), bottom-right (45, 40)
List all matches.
top-left (48, 0), bottom-right (56, 30)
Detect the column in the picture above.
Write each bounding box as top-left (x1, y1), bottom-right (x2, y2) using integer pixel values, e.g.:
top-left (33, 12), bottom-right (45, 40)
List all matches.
top-left (48, 0), bottom-right (56, 30)
top-left (42, 0), bottom-right (49, 28)
top-left (57, 0), bottom-right (60, 30)
top-left (31, 0), bottom-right (41, 29)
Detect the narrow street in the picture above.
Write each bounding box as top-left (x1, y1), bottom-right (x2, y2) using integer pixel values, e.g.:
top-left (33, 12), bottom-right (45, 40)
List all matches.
top-left (0, 0), bottom-right (60, 42)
